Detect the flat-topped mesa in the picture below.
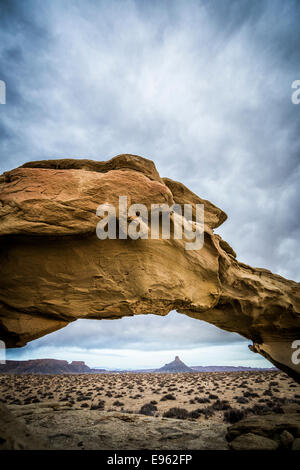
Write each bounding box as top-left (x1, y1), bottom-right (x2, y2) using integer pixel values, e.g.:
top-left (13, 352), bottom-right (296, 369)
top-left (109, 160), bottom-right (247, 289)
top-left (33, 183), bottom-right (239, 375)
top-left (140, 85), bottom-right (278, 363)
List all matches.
top-left (0, 154), bottom-right (300, 382)
top-left (0, 359), bottom-right (92, 374)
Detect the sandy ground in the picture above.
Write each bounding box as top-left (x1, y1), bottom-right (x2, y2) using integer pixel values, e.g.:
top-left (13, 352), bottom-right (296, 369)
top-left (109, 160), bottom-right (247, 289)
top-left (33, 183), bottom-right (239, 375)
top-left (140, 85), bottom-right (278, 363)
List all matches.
top-left (0, 370), bottom-right (300, 424)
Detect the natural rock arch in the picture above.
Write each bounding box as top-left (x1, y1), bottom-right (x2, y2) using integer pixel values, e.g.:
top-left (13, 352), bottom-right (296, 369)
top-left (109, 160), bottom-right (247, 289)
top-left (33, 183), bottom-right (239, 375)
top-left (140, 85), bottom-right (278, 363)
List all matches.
top-left (0, 154), bottom-right (299, 382)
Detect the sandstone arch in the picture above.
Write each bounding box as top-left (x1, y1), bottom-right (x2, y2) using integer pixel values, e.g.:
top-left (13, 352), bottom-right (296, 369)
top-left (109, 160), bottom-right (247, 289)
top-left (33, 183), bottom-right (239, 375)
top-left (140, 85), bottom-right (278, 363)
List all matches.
top-left (0, 155), bottom-right (299, 382)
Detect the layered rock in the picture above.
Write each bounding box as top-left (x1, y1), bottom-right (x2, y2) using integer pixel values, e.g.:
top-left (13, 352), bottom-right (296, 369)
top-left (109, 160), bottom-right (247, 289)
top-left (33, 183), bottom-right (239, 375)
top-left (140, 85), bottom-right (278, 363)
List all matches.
top-left (0, 154), bottom-right (299, 381)
top-left (0, 359), bottom-right (96, 374)
top-left (226, 413), bottom-right (300, 450)
top-left (156, 356), bottom-right (193, 373)
top-left (2, 404), bottom-right (229, 450)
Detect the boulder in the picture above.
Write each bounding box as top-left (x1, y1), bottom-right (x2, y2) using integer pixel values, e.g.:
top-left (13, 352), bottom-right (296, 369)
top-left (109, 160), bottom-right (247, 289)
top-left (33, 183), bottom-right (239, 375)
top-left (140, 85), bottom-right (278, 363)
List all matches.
top-left (280, 430), bottom-right (294, 449)
top-left (292, 438), bottom-right (300, 450)
top-left (229, 432), bottom-right (278, 451)
top-left (226, 413), bottom-right (300, 442)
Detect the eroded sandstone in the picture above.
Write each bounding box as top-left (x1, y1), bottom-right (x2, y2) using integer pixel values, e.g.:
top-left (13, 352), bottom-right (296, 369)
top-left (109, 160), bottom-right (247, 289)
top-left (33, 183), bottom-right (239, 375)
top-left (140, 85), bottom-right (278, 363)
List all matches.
top-left (0, 154), bottom-right (299, 381)
top-left (3, 404), bottom-right (229, 450)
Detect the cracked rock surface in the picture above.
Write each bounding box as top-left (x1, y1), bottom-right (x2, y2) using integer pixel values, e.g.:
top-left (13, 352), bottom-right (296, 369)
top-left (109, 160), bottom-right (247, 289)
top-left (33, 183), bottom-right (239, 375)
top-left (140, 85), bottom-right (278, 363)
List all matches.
top-left (2, 403), bottom-right (229, 450)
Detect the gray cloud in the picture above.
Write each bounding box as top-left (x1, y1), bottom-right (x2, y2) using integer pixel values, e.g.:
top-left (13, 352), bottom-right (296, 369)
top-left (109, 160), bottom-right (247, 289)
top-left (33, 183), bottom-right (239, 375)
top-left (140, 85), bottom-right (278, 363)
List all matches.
top-left (1, 0), bottom-right (299, 364)
top-left (20, 312), bottom-right (247, 351)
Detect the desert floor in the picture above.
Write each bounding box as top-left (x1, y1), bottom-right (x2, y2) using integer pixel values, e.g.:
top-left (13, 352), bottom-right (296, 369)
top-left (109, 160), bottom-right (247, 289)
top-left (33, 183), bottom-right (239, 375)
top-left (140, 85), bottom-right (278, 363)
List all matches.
top-left (1, 370), bottom-right (300, 423)
top-left (1, 370), bottom-right (300, 450)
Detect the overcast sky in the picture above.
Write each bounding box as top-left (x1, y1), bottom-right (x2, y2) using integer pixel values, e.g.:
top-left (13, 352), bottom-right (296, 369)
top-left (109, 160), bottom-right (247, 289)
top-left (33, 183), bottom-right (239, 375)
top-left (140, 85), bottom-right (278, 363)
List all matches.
top-left (1, 0), bottom-right (299, 368)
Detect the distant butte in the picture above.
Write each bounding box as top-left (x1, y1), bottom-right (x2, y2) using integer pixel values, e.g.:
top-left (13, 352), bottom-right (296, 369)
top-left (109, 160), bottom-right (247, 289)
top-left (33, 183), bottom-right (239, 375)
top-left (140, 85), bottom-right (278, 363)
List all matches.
top-left (156, 356), bottom-right (193, 373)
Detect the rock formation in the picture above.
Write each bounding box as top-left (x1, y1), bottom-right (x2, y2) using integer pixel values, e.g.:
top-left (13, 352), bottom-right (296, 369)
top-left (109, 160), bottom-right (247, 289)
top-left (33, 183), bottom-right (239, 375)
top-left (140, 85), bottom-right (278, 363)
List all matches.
top-left (0, 403), bottom-right (46, 449)
top-left (1, 404), bottom-right (229, 450)
top-left (156, 356), bottom-right (193, 373)
top-left (0, 154), bottom-right (299, 381)
top-left (0, 359), bottom-right (104, 374)
top-left (226, 413), bottom-right (300, 450)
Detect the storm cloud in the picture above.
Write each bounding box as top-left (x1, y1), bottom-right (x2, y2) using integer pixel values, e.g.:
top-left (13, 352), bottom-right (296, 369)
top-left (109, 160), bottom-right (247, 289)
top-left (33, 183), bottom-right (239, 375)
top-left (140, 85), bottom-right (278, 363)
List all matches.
top-left (1, 0), bottom-right (299, 367)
